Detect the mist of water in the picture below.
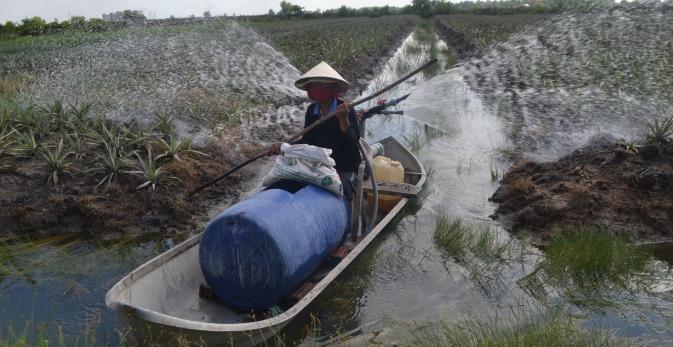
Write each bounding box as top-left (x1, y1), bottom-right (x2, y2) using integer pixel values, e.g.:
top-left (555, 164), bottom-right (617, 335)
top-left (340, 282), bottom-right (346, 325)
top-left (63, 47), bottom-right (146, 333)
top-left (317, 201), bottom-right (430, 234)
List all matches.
top-left (460, 4), bottom-right (673, 159)
top-left (15, 19), bottom-right (305, 144)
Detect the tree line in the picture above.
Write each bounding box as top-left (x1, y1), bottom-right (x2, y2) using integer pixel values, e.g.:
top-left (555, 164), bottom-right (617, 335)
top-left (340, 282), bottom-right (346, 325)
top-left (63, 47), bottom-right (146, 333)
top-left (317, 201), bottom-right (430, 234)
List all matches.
top-left (1, 0), bottom-right (667, 38)
top-left (0, 10), bottom-right (145, 37)
top-left (272, 0), bottom-right (654, 19)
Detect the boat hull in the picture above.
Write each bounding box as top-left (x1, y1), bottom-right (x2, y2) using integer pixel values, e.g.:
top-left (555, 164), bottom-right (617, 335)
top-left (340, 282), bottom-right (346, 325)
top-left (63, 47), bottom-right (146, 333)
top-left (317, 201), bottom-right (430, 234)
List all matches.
top-left (116, 309), bottom-right (287, 347)
top-left (105, 137), bottom-right (426, 345)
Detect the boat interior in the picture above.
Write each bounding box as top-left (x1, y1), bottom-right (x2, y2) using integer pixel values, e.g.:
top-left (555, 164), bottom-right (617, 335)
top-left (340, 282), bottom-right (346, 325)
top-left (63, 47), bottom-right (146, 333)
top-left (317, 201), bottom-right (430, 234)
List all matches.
top-left (108, 136), bottom-right (423, 325)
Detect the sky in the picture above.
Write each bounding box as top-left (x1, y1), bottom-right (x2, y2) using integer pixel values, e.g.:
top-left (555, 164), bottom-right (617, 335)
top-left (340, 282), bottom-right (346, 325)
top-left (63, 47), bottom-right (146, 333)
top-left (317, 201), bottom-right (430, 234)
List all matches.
top-left (0, 0), bottom-right (413, 23)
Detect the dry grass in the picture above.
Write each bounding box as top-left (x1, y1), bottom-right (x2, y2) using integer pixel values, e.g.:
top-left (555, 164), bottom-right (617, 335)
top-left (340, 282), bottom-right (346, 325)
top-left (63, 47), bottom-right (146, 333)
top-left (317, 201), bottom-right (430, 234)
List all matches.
top-left (502, 177), bottom-right (536, 200)
top-left (567, 183), bottom-right (594, 210)
top-left (0, 75), bottom-right (27, 96)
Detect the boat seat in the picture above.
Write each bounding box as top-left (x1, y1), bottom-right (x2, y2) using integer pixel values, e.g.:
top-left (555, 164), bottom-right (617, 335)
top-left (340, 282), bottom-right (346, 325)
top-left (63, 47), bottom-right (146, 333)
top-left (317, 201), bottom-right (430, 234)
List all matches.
top-left (362, 181), bottom-right (421, 197)
top-left (290, 282), bottom-right (316, 302)
top-left (330, 245), bottom-right (351, 260)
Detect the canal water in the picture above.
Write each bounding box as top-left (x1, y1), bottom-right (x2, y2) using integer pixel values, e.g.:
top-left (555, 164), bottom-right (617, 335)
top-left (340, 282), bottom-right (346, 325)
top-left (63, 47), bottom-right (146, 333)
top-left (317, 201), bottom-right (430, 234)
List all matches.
top-left (2, 10), bottom-right (673, 346)
top-left (280, 12), bottom-right (673, 346)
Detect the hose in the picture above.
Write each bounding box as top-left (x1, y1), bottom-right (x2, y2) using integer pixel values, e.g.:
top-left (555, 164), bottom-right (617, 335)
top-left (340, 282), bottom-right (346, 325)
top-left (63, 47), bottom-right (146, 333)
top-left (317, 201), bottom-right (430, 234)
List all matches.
top-left (358, 140), bottom-right (378, 233)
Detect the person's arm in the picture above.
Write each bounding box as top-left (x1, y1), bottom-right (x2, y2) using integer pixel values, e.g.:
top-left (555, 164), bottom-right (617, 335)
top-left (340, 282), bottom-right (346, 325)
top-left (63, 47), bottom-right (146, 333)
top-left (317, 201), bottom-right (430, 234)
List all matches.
top-left (268, 104), bottom-right (313, 155)
top-left (335, 103), bottom-right (360, 144)
top-left (295, 104), bottom-right (315, 145)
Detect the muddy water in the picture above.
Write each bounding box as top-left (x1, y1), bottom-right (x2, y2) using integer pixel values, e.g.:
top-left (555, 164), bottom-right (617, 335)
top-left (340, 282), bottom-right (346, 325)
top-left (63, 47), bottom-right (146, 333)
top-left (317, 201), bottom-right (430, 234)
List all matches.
top-left (281, 14), bottom-right (673, 345)
top-left (3, 11), bottom-right (673, 346)
top-left (0, 233), bottom-right (185, 342)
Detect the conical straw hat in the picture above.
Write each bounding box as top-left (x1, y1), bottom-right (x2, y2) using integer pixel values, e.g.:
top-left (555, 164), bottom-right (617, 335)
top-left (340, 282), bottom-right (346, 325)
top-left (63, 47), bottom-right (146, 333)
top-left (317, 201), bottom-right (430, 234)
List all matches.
top-left (295, 62), bottom-right (350, 92)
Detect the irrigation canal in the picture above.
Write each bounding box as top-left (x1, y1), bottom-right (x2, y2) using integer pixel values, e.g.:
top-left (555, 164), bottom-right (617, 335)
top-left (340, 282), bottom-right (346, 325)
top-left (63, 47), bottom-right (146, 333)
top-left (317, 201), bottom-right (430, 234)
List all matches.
top-left (2, 14), bottom-right (673, 345)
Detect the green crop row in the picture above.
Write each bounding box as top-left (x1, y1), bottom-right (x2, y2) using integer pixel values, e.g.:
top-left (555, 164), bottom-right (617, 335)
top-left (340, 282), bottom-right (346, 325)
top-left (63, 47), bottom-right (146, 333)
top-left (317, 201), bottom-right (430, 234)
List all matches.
top-left (438, 14), bottom-right (550, 48)
top-left (246, 15), bottom-right (419, 74)
top-left (0, 101), bottom-right (206, 190)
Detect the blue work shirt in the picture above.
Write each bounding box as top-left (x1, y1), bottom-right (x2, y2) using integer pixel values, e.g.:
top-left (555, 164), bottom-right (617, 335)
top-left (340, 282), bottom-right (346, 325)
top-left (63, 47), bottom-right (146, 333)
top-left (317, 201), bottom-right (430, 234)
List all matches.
top-left (313, 98), bottom-right (338, 117)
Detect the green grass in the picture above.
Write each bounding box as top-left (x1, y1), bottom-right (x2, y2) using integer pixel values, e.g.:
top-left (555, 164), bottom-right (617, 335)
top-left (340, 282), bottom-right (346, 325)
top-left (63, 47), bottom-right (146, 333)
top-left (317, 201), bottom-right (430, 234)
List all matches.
top-left (434, 214), bottom-right (528, 298)
top-left (0, 320), bottom-right (196, 347)
top-left (402, 309), bottom-right (625, 347)
top-left (434, 214), bottom-right (525, 263)
top-left (519, 226), bottom-right (657, 307)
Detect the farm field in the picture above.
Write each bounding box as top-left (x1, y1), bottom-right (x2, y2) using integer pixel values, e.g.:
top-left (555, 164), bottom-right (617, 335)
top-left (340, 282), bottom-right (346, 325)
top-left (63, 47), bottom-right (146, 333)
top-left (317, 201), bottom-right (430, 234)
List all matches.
top-left (437, 14), bottom-right (550, 48)
top-left (246, 15), bottom-right (419, 91)
top-left (2, 5), bottom-right (673, 347)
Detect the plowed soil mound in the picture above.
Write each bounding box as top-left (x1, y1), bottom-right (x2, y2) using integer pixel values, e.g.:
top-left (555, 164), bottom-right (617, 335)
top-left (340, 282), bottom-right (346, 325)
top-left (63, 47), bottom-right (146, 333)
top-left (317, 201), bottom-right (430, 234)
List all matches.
top-left (490, 137), bottom-right (673, 244)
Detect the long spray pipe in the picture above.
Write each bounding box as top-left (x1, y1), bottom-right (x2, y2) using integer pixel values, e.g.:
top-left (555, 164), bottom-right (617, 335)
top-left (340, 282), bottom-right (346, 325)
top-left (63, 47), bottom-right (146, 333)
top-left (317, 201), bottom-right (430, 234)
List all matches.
top-left (189, 58), bottom-right (437, 196)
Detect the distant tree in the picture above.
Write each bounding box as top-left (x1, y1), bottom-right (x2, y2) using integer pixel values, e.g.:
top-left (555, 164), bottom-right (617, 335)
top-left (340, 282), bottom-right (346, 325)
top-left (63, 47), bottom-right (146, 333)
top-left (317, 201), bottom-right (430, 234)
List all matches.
top-left (3, 21), bottom-right (16, 34)
top-left (338, 5), bottom-right (351, 17)
top-left (69, 16), bottom-right (86, 28)
top-left (279, 1), bottom-right (304, 17)
top-left (86, 18), bottom-right (108, 32)
top-left (203, 11), bottom-right (212, 18)
top-left (121, 10), bottom-right (146, 21)
top-left (18, 16), bottom-right (47, 35)
top-left (432, 1), bottom-right (454, 15)
top-left (268, 9), bottom-right (276, 16)
top-left (44, 19), bottom-right (64, 34)
top-left (412, 0), bottom-right (433, 17)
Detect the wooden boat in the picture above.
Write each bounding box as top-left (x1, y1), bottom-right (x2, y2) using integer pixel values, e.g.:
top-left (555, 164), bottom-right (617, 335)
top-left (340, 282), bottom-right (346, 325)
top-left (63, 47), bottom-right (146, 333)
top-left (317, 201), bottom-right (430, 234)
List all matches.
top-left (105, 136), bottom-right (426, 346)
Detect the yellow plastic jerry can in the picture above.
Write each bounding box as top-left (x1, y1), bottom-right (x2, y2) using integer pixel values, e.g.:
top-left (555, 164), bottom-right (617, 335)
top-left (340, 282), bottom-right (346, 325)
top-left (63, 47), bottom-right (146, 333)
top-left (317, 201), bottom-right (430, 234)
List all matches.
top-left (369, 156), bottom-right (404, 212)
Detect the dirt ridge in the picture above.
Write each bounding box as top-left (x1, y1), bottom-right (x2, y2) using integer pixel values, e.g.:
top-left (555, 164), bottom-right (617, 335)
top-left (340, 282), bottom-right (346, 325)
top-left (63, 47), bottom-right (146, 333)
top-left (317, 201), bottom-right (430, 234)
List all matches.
top-left (490, 136), bottom-right (673, 244)
top-left (433, 19), bottom-right (479, 61)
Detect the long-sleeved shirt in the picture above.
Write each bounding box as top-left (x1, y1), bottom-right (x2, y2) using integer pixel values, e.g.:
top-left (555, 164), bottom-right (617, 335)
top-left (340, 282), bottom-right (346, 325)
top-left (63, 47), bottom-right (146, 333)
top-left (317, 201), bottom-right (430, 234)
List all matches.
top-left (298, 98), bottom-right (361, 173)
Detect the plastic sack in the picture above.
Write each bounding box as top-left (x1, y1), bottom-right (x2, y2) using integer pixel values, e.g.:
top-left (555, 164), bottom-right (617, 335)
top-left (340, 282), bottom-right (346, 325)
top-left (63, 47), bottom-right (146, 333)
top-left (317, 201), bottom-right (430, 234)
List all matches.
top-left (262, 143), bottom-right (343, 196)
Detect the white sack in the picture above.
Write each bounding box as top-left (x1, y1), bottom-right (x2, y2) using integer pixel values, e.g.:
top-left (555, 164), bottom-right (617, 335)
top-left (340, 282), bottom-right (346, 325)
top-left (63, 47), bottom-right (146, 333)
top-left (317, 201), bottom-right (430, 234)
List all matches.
top-left (262, 143), bottom-right (343, 196)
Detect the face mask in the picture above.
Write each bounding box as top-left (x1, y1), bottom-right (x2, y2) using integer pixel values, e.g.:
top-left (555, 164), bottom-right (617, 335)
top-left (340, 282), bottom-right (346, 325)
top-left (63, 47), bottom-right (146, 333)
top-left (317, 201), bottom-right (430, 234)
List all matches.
top-left (307, 86), bottom-right (340, 103)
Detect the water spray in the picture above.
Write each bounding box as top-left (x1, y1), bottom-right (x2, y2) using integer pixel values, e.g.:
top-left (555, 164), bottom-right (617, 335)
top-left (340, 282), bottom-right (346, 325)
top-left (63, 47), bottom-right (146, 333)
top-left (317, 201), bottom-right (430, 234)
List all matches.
top-left (189, 59), bottom-right (437, 196)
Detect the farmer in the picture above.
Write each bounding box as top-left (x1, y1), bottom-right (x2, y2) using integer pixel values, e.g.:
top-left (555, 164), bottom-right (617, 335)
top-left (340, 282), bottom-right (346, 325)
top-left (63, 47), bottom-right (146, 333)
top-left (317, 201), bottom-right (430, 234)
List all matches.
top-left (269, 62), bottom-right (361, 198)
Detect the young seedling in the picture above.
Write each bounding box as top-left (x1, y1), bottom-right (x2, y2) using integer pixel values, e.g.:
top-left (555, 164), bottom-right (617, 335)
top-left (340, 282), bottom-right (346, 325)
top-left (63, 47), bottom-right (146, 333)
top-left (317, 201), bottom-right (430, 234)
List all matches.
top-left (152, 110), bottom-right (176, 137)
top-left (90, 139), bottom-right (127, 188)
top-left (156, 133), bottom-right (206, 161)
top-left (66, 130), bottom-right (89, 159)
top-left (617, 139), bottom-right (639, 154)
top-left (129, 145), bottom-right (174, 191)
top-left (41, 138), bottom-right (73, 185)
top-left (645, 115), bottom-right (673, 146)
top-left (0, 127), bottom-right (14, 158)
top-left (12, 129), bottom-right (41, 157)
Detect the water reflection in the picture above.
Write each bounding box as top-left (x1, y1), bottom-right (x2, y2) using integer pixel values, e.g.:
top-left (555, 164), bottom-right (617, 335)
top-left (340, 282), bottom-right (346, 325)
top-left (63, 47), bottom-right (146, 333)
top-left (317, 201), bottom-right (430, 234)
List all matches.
top-left (304, 11), bottom-right (673, 346)
top-left (0, 233), bottom-right (182, 344)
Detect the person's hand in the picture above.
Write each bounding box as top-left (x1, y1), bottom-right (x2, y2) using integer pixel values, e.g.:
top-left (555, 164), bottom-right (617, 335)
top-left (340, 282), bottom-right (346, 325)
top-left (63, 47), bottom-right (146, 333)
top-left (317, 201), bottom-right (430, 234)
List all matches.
top-left (267, 143), bottom-right (281, 156)
top-left (336, 103), bottom-right (350, 132)
top-left (336, 103), bottom-right (349, 121)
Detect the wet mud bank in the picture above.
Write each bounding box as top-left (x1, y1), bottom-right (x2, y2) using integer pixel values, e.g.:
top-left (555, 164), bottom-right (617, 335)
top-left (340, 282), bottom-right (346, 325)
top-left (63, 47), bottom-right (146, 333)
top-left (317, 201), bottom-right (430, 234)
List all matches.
top-left (0, 139), bottom-right (268, 239)
top-left (490, 136), bottom-right (673, 244)
top-left (433, 19), bottom-right (478, 61)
